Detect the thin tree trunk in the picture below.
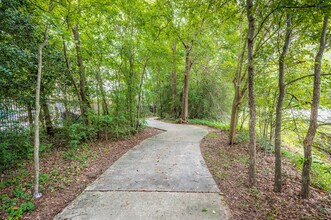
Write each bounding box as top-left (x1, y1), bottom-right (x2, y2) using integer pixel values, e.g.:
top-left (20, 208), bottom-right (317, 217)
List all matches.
top-left (128, 55), bottom-right (134, 128)
top-left (27, 104), bottom-right (33, 126)
top-left (274, 14), bottom-right (292, 193)
top-left (246, 0), bottom-right (256, 187)
top-left (72, 23), bottom-right (90, 125)
top-left (229, 40), bottom-right (246, 145)
top-left (158, 68), bottom-right (163, 118)
top-left (33, 0), bottom-right (53, 199)
top-left (136, 59), bottom-right (149, 130)
top-left (42, 100), bottom-right (53, 136)
top-left (63, 89), bottom-right (70, 126)
top-left (301, 16), bottom-right (328, 199)
top-left (115, 69), bottom-right (121, 138)
top-left (62, 37), bottom-right (82, 105)
top-left (181, 45), bottom-right (192, 123)
top-left (96, 66), bottom-right (109, 115)
top-left (172, 43), bottom-right (177, 117)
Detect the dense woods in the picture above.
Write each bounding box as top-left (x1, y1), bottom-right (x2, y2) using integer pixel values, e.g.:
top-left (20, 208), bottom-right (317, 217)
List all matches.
top-left (1, 0), bottom-right (331, 218)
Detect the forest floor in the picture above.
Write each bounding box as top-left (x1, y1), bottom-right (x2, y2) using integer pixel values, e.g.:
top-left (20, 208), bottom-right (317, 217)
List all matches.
top-left (0, 128), bottom-right (162, 220)
top-left (201, 129), bottom-right (331, 219)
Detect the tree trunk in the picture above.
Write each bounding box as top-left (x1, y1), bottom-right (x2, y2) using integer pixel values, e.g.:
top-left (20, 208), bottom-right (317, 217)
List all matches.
top-left (128, 55), bottom-right (134, 128)
top-left (62, 37), bottom-right (82, 110)
top-left (72, 23), bottom-right (90, 125)
top-left (301, 16), bottom-right (328, 199)
top-left (27, 103), bottom-right (33, 126)
top-left (158, 68), bottom-right (163, 118)
top-left (33, 0), bottom-right (53, 199)
top-left (172, 43), bottom-right (177, 117)
top-left (42, 100), bottom-right (53, 136)
top-left (274, 14), bottom-right (292, 193)
top-left (96, 66), bottom-right (109, 115)
top-left (229, 39), bottom-right (246, 145)
top-left (136, 59), bottom-right (149, 130)
top-left (181, 45), bottom-right (192, 123)
top-left (246, 0), bottom-right (256, 187)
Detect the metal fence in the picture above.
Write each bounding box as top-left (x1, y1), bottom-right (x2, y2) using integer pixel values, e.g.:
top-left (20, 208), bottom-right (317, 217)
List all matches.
top-left (0, 99), bottom-right (81, 133)
top-left (0, 99), bottom-right (31, 132)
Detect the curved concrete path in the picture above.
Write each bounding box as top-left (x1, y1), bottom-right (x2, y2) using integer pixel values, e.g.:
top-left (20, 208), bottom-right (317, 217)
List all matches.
top-left (54, 118), bottom-right (228, 220)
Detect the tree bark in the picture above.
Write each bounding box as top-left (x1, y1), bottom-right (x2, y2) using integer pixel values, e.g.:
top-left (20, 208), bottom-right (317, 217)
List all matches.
top-left (136, 59), bottom-right (149, 130)
top-left (246, 0), bottom-right (256, 187)
top-left (33, 0), bottom-right (53, 199)
top-left (62, 37), bottom-right (81, 102)
top-left (27, 103), bottom-right (33, 126)
top-left (96, 66), bottom-right (109, 115)
top-left (301, 16), bottom-right (328, 199)
top-left (274, 14), bottom-right (292, 193)
top-left (181, 45), bottom-right (192, 123)
top-left (128, 54), bottom-right (134, 128)
top-left (229, 38), bottom-right (246, 145)
top-left (72, 23), bottom-right (90, 125)
top-left (172, 43), bottom-right (177, 117)
top-left (42, 100), bottom-right (53, 136)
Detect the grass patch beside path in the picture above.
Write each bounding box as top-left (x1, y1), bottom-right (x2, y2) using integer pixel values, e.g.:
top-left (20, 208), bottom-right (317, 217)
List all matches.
top-left (160, 117), bottom-right (229, 130)
top-left (201, 130), bottom-right (331, 219)
top-left (188, 119), bottom-right (229, 131)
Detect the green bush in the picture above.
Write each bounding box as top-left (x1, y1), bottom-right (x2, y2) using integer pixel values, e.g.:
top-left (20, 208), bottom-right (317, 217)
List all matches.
top-left (0, 130), bottom-right (32, 172)
top-left (236, 130), bottom-right (250, 143)
top-left (68, 123), bottom-right (96, 148)
top-left (282, 149), bottom-right (331, 192)
top-left (189, 119), bottom-right (229, 131)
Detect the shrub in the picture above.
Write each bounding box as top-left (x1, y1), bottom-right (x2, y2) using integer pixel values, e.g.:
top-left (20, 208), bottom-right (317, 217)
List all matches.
top-left (0, 130), bottom-right (32, 172)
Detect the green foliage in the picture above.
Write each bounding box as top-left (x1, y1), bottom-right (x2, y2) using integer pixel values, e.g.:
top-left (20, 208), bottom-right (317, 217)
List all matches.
top-left (1, 188), bottom-right (34, 219)
top-left (0, 130), bottom-right (32, 172)
top-left (205, 132), bottom-right (218, 139)
top-left (236, 130), bottom-right (250, 143)
top-left (257, 136), bottom-right (274, 153)
top-left (189, 119), bottom-right (229, 131)
top-left (68, 123), bottom-right (96, 148)
top-left (282, 149), bottom-right (331, 191)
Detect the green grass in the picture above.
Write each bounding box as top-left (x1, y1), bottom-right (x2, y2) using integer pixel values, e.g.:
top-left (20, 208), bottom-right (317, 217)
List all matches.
top-left (282, 149), bottom-right (331, 192)
top-left (205, 132), bottom-right (218, 138)
top-left (188, 119), bottom-right (229, 131)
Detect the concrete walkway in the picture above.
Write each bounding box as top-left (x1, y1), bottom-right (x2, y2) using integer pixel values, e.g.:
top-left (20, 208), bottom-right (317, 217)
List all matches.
top-left (54, 118), bottom-right (228, 220)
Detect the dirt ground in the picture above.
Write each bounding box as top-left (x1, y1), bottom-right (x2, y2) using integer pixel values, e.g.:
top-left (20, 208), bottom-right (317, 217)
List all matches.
top-left (0, 128), bottom-right (162, 220)
top-left (200, 130), bottom-right (331, 220)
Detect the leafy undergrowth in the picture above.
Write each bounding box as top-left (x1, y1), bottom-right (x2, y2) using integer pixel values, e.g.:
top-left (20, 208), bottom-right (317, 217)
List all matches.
top-left (188, 119), bottom-right (229, 131)
top-left (201, 131), bottom-right (331, 220)
top-left (0, 128), bottom-right (162, 220)
top-left (161, 117), bottom-right (229, 130)
top-left (282, 149), bottom-right (331, 192)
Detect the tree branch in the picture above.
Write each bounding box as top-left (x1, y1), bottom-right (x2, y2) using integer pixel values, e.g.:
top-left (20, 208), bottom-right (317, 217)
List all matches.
top-left (318, 123), bottom-right (331, 127)
top-left (285, 73), bottom-right (331, 86)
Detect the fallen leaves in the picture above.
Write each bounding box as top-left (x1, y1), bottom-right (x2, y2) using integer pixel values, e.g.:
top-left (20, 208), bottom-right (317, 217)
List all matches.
top-left (201, 130), bottom-right (331, 220)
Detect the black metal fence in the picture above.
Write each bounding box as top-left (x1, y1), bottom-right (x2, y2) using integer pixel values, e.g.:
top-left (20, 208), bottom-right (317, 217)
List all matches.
top-left (0, 99), bottom-right (81, 133)
top-left (0, 99), bottom-right (31, 132)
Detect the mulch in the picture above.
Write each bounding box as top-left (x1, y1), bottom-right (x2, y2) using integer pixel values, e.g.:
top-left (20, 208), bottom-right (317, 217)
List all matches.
top-left (200, 130), bottom-right (331, 219)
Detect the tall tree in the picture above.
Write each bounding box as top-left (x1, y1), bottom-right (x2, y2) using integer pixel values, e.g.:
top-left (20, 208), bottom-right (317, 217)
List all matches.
top-left (301, 16), bottom-right (329, 199)
top-left (181, 43), bottom-right (192, 123)
top-left (229, 23), bottom-right (247, 145)
top-left (246, 0), bottom-right (256, 187)
top-left (274, 14), bottom-right (292, 193)
top-left (171, 42), bottom-right (177, 117)
top-left (33, 0), bottom-right (53, 199)
top-left (72, 23), bottom-right (91, 125)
